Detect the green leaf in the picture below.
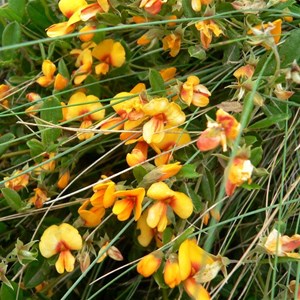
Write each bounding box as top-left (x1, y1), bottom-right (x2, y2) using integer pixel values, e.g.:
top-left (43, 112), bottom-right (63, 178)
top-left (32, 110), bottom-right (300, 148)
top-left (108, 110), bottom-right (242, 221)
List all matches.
top-left (241, 182), bottom-right (261, 191)
top-left (1, 21), bottom-right (21, 60)
top-left (180, 183), bottom-right (202, 213)
top-left (96, 13), bottom-right (121, 25)
top-left (149, 69), bottom-right (166, 96)
top-left (244, 135), bottom-right (257, 145)
top-left (0, 281), bottom-right (23, 300)
top-left (27, 139), bottom-right (44, 162)
top-left (188, 45), bottom-right (206, 60)
top-left (133, 165), bottom-right (148, 184)
top-left (1, 188), bottom-right (26, 212)
top-left (162, 227), bottom-right (173, 245)
top-left (171, 227), bottom-right (194, 252)
top-left (40, 98), bottom-right (62, 146)
top-left (250, 147), bottom-right (263, 167)
top-left (177, 164), bottom-right (200, 179)
top-left (247, 114), bottom-right (289, 130)
top-left (0, 133), bottom-right (15, 157)
top-left (8, 0), bottom-right (25, 21)
top-left (23, 258), bottom-right (50, 289)
top-left (182, 0), bottom-right (196, 18)
top-left (57, 58), bottom-right (70, 79)
top-left (199, 169), bottom-right (215, 203)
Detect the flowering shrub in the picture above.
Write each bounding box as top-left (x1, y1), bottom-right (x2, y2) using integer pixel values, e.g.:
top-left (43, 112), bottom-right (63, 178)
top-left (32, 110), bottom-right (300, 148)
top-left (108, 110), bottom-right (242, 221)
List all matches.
top-left (0, 0), bottom-right (299, 299)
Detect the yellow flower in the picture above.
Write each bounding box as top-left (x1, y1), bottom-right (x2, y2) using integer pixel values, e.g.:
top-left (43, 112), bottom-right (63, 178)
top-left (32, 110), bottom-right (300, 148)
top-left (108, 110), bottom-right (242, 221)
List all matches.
top-left (159, 67), bottom-right (177, 82)
top-left (146, 182), bottom-right (193, 232)
top-left (137, 251), bottom-right (163, 277)
top-left (225, 156), bottom-right (253, 196)
top-left (262, 229), bottom-right (300, 259)
top-left (34, 152), bottom-right (56, 174)
top-left (191, 0), bottom-right (213, 12)
top-left (78, 199), bottom-right (105, 227)
top-left (247, 19), bottom-right (282, 50)
top-left (180, 75), bottom-right (211, 107)
top-left (36, 60), bottom-right (68, 89)
top-left (195, 20), bottom-right (223, 50)
top-left (80, 0), bottom-right (110, 22)
top-left (164, 254), bottom-right (181, 288)
top-left (139, 0), bottom-right (164, 15)
top-left (142, 98), bottom-right (186, 144)
top-left (155, 162), bottom-right (182, 181)
top-left (162, 33), bottom-right (181, 57)
top-left (4, 170), bottom-right (29, 192)
top-left (197, 109), bottom-right (241, 152)
top-left (58, 0), bottom-right (87, 18)
top-left (92, 39), bottom-right (126, 75)
top-left (178, 239), bottom-right (213, 300)
top-left (29, 188), bottom-right (48, 209)
top-left (112, 188), bottom-right (145, 221)
top-left (39, 223), bottom-right (83, 274)
top-left (126, 141), bottom-right (149, 167)
top-left (92, 177), bottom-right (116, 208)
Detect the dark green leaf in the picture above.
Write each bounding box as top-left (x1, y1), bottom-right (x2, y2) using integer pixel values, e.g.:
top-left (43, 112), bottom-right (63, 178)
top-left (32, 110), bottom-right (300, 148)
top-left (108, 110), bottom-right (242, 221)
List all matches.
top-left (171, 227), bottom-right (194, 252)
top-left (58, 58), bottom-right (70, 79)
top-left (241, 182), bottom-right (261, 191)
top-left (250, 147), bottom-right (263, 167)
top-left (1, 188), bottom-right (26, 212)
top-left (0, 133), bottom-right (15, 157)
top-left (199, 169), bottom-right (215, 203)
top-left (133, 165), bottom-right (148, 184)
top-left (182, 0), bottom-right (196, 18)
top-left (149, 69), bottom-right (166, 96)
top-left (8, 0), bottom-right (25, 21)
top-left (162, 227), bottom-right (173, 245)
top-left (97, 13), bottom-right (121, 25)
top-left (247, 114), bottom-right (289, 130)
top-left (244, 135), bottom-right (257, 145)
top-left (1, 21), bottom-right (21, 60)
top-left (0, 281), bottom-right (23, 300)
top-left (40, 98), bottom-right (62, 146)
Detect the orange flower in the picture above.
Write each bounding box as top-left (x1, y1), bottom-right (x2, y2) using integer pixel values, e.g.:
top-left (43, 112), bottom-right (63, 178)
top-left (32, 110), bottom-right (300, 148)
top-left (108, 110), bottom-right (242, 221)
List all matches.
top-left (146, 182), bottom-right (193, 232)
top-left (262, 229), bottom-right (300, 259)
top-left (195, 20), bottom-right (223, 50)
top-left (34, 152), bottom-right (56, 174)
top-left (126, 141), bottom-right (149, 167)
top-left (225, 156), bottom-right (253, 196)
top-left (92, 39), bottom-right (126, 75)
top-left (155, 162), bottom-right (182, 181)
top-left (39, 223), bottom-right (82, 274)
top-left (4, 170), bottom-right (29, 191)
top-left (36, 60), bottom-right (68, 90)
top-left (139, 0), bottom-right (164, 15)
top-left (29, 188), bottom-right (48, 209)
top-left (247, 19), bottom-right (282, 50)
top-left (78, 199), bottom-right (105, 227)
top-left (137, 251), bottom-right (163, 277)
top-left (178, 239), bottom-right (213, 300)
top-left (137, 34), bottom-right (152, 46)
top-left (91, 177), bottom-right (116, 208)
top-left (164, 254), bottom-right (181, 288)
top-left (80, 0), bottom-right (110, 21)
top-left (180, 75), bottom-right (211, 107)
top-left (112, 188), bottom-right (145, 221)
top-left (142, 98), bottom-right (186, 144)
top-left (162, 33), bottom-right (181, 57)
top-left (57, 170), bottom-right (70, 189)
top-left (159, 67), bottom-right (177, 82)
top-left (197, 109), bottom-right (240, 152)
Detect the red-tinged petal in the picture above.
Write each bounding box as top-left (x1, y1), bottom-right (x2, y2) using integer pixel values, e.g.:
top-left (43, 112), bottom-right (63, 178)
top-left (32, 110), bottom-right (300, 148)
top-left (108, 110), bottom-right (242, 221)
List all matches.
top-left (58, 0), bottom-right (87, 18)
top-left (137, 252), bottom-right (162, 277)
top-left (225, 179), bottom-right (236, 197)
top-left (46, 22), bottom-right (76, 38)
top-left (183, 278), bottom-right (211, 300)
top-left (80, 3), bottom-right (103, 21)
top-left (171, 191), bottom-right (193, 219)
top-left (54, 73), bottom-right (68, 90)
top-left (197, 128), bottom-right (221, 151)
top-left (282, 234), bottom-right (300, 252)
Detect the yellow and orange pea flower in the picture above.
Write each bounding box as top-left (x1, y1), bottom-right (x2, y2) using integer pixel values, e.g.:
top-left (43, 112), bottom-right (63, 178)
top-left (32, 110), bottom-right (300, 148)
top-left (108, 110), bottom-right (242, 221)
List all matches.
top-left (195, 19), bottom-right (223, 50)
top-left (25, 92), bottom-right (43, 116)
top-left (126, 141), bottom-right (149, 167)
top-left (180, 75), bottom-right (211, 107)
top-left (159, 67), bottom-right (177, 82)
top-left (191, 0), bottom-right (213, 12)
top-left (197, 109), bottom-right (241, 152)
top-left (91, 177), bottom-right (116, 208)
top-left (78, 198), bottom-right (106, 227)
top-left (36, 60), bottom-right (68, 90)
top-left (0, 84), bottom-right (10, 109)
top-left (39, 223), bottom-right (83, 274)
top-left (92, 39), bottom-right (126, 75)
top-left (70, 46), bottom-right (94, 85)
top-left (178, 239), bottom-right (213, 300)
top-left (137, 251), bottom-right (163, 277)
top-left (225, 155), bottom-right (254, 197)
top-left (151, 126), bottom-right (191, 166)
top-left (65, 91), bottom-right (105, 140)
top-left (33, 152), bottom-right (56, 174)
top-left (164, 254), bottom-right (181, 288)
top-left (57, 170), bottom-right (71, 189)
top-left (4, 169), bottom-right (29, 192)
top-left (247, 19), bottom-right (282, 50)
top-left (162, 33), bottom-right (181, 57)
top-left (146, 182), bottom-right (193, 232)
top-left (78, 24), bottom-right (96, 42)
top-left (142, 97), bottom-right (186, 144)
top-left (112, 187), bottom-right (145, 221)
top-left (262, 229), bottom-right (300, 259)
top-left (29, 188), bottom-right (48, 209)
top-left (139, 0), bottom-right (165, 15)
top-left (136, 208), bottom-right (164, 247)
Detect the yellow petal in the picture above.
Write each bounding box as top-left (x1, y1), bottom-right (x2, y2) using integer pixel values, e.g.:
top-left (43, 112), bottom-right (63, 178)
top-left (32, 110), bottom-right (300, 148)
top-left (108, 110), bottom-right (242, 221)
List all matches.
top-left (59, 223), bottom-right (83, 250)
top-left (46, 22), bottom-right (75, 38)
top-left (111, 41), bottom-right (126, 67)
top-left (39, 225), bottom-right (61, 258)
top-left (137, 209), bottom-right (154, 247)
top-left (146, 201), bottom-right (168, 231)
top-left (183, 278), bottom-right (211, 300)
top-left (58, 0), bottom-right (87, 18)
top-left (147, 181), bottom-right (174, 201)
top-left (55, 250), bottom-right (75, 274)
top-left (171, 191), bottom-right (193, 219)
top-left (137, 252), bottom-right (162, 277)
top-left (92, 39), bottom-right (114, 60)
